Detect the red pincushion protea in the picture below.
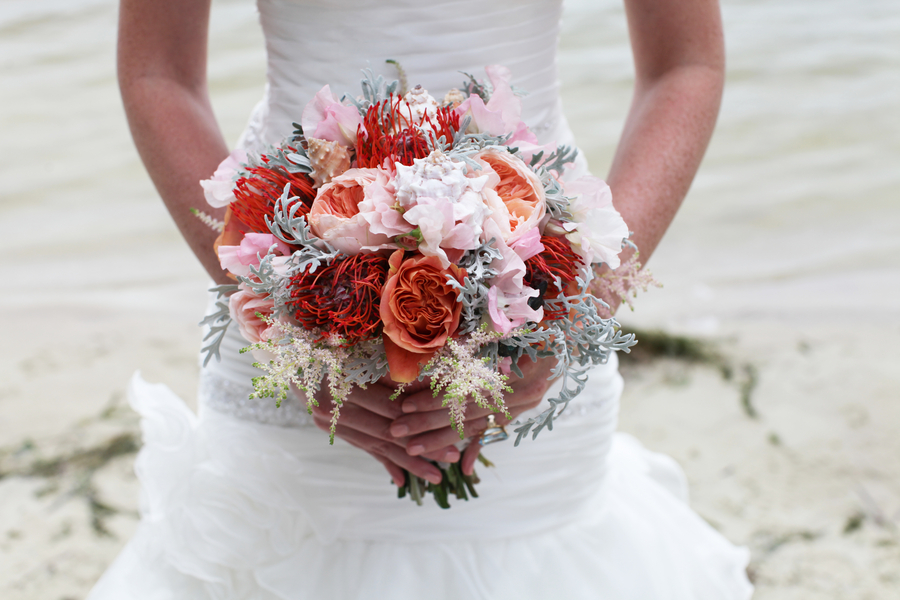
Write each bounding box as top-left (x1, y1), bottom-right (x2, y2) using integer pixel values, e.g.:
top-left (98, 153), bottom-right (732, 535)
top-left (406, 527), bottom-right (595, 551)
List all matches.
top-left (355, 97), bottom-right (460, 168)
top-left (524, 236), bottom-right (584, 321)
top-left (231, 162), bottom-right (316, 235)
top-left (286, 253), bottom-right (390, 345)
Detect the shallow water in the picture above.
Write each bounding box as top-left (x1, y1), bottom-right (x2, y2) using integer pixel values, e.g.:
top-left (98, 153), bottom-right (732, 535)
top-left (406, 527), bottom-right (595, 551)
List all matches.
top-left (2, 0), bottom-right (897, 332)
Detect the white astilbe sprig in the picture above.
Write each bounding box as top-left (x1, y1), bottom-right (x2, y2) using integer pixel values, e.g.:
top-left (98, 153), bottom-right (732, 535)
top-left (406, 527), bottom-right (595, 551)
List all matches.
top-left (189, 208), bottom-right (224, 232)
top-left (591, 250), bottom-right (661, 312)
top-left (244, 318), bottom-right (383, 443)
top-left (418, 326), bottom-right (512, 437)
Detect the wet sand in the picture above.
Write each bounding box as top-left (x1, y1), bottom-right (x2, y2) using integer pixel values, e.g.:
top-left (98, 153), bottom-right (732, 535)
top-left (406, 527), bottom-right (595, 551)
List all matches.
top-left (1, 0), bottom-right (899, 598)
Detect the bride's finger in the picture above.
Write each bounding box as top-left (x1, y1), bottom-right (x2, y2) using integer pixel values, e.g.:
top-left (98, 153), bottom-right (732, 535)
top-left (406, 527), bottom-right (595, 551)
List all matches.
top-left (311, 409), bottom-right (461, 463)
top-left (390, 404), bottom-right (498, 437)
top-left (373, 455), bottom-right (406, 487)
top-left (403, 413), bottom-right (510, 456)
top-left (460, 439), bottom-right (482, 476)
top-left (309, 383), bottom-right (404, 421)
top-left (333, 425), bottom-right (443, 484)
top-left (318, 401), bottom-right (395, 440)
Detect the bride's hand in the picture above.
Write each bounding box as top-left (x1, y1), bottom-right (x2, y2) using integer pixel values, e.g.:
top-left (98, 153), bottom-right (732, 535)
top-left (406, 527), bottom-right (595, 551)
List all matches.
top-left (306, 383), bottom-right (461, 487)
top-left (388, 356), bottom-right (555, 474)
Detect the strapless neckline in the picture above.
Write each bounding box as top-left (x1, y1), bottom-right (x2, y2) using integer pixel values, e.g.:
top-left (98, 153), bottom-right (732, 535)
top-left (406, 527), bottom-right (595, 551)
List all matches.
top-left (242, 0), bottom-right (572, 151)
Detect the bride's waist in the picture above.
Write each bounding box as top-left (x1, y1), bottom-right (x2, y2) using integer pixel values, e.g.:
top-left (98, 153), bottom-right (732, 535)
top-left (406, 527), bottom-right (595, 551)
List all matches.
top-left (194, 373), bottom-right (620, 543)
top-left (198, 353), bottom-right (622, 427)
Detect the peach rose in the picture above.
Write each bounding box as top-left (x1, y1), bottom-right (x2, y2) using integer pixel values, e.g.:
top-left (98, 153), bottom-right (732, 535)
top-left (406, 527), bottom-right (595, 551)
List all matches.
top-left (229, 285), bottom-right (274, 344)
top-left (475, 149), bottom-right (546, 244)
top-left (380, 250), bottom-right (466, 382)
top-left (308, 169), bottom-right (396, 254)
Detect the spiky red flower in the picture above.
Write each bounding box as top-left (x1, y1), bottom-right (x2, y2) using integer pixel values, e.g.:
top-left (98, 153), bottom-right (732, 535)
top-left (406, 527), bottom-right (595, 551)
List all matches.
top-left (355, 96), bottom-right (461, 168)
top-left (286, 253), bottom-right (390, 344)
top-left (524, 236), bottom-right (585, 321)
top-left (231, 162), bottom-right (316, 235)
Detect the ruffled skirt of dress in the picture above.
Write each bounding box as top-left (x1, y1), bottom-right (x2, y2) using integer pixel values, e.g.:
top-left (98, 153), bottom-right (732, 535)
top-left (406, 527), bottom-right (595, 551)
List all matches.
top-left (88, 371), bottom-right (753, 600)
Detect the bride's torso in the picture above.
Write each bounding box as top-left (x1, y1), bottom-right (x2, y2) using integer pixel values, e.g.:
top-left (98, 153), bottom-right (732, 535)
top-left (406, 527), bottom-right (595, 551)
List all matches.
top-left (196, 0), bottom-right (621, 538)
top-left (241, 0), bottom-right (575, 151)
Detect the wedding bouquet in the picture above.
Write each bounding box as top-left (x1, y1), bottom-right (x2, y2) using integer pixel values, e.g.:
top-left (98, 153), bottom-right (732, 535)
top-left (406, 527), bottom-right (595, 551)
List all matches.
top-left (196, 65), bottom-right (641, 506)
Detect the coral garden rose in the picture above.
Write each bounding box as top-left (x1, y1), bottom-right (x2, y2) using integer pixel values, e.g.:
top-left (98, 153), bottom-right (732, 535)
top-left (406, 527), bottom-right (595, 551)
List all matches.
top-left (308, 169), bottom-right (396, 254)
top-left (380, 250), bottom-right (466, 382)
top-left (475, 148), bottom-right (546, 243)
top-left (229, 285), bottom-right (275, 344)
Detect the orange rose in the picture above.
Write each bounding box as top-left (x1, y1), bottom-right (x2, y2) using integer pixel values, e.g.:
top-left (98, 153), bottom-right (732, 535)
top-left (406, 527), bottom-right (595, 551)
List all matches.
top-left (380, 250), bottom-right (466, 382)
top-left (475, 149), bottom-right (546, 243)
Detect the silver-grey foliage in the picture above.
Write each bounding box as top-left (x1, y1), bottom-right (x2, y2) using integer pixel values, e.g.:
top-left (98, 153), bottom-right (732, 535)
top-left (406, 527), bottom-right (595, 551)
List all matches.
top-left (537, 167), bottom-right (574, 221)
top-left (449, 240), bottom-right (502, 335)
top-left (265, 185), bottom-right (344, 277)
top-left (530, 144), bottom-right (578, 175)
top-left (344, 68), bottom-right (399, 114)
top-left (199, 284), bottom-right (239, 366)
top-left (343, 350), bottom-right (390, 387)
top-left (510, 272), bottom-right (637, 445)
top-left (459, 72), bottom-right (492, 103)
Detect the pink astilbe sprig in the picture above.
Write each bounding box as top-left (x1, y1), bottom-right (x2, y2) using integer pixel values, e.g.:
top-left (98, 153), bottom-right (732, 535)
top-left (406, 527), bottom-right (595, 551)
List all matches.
top-left (418, 326), bottom-right (513, 437)
top-left (591, 251), bottom-right (661, 312)
top-left (244, 317), bottom-right (384, 442)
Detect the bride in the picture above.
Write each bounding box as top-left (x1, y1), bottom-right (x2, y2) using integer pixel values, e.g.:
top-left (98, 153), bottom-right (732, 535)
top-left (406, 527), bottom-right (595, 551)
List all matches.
top-left (91, 0), bottom-right (753, 598)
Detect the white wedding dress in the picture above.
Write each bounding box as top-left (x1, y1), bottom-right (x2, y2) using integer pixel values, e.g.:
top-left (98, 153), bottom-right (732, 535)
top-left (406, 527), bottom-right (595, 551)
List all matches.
top-left (89, 0), bottom-right (754, 598)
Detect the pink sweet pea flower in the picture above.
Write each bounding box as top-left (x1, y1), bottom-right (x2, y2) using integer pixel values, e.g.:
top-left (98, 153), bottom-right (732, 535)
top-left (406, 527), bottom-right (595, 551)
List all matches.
top-left (200, 148), bottom-right (247, 208)
top-left (453, 66), bottom-right (539, 144)
top-left (562, 176), bottom-right (629, 269)
top-left (301, 85), bottom-right (362, 147)
top-left (356, 172), bottom-right (412, 238)
top-left (487, 285), bottom-right (542, 336)
top-left (218, 233), bottom-right (291, 278)
top-left (403, 198), bottom-right (481, 267)
top-left (483, 220), bottom-right (543, 334)
top-left (509, 227), bottom-right (544, 262)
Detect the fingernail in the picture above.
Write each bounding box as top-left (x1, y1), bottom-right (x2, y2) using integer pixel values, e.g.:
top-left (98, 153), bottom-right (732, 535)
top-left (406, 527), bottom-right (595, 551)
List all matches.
top-left (408, 444), bottom-right (425, 456)
top-left (444, 449), bottom-right (460, 462)
top-left (401, 401), bottom-right (417, 413)
top-left (426, 472), bottom-right (442, 485)
top-left (390, 424), bottom-right (409, 437)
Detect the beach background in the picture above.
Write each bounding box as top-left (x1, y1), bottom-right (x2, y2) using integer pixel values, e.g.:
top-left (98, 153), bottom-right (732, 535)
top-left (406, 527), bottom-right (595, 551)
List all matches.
top-left (1, 0), bottom-right (898, 597)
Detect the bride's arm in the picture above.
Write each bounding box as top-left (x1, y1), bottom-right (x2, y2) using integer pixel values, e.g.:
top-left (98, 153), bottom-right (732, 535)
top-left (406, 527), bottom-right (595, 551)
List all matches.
top-left (118, 0), bottom-right (230, 284)
top-left (118, 0), bottom-right (457, 484)
top-left (606, 0), bottom-right (725, 271)
top-left (392, 0), bottom-right (725, 472)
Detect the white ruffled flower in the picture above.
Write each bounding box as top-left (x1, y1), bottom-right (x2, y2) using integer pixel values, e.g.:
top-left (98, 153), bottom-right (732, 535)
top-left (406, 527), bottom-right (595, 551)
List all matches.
top-left (562, 175), bottom-right (629, 269)
top-left (393, 150), bottom-right (493, 266)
